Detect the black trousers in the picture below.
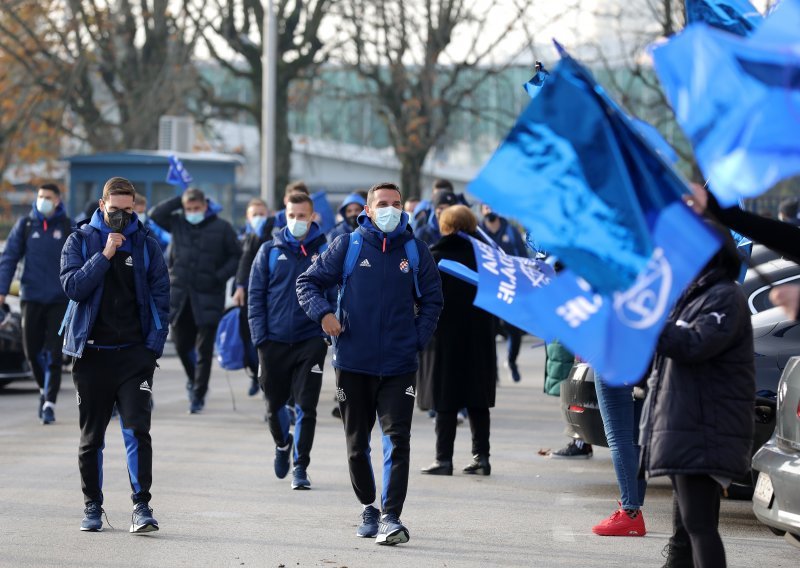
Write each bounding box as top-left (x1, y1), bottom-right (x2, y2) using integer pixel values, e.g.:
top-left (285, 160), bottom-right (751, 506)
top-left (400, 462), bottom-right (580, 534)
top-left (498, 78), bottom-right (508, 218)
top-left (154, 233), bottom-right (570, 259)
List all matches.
top-left (21, 301), bottom-right (67, 404)
top-left (670, 474), bottom-right (725, 568)
top-left (172, 302), bottom-right (216, 402)
top-left (238, 303), bottom-right (258, 379)
top-left (72, 345), bottom-right (157, 505)
top-left (258, 337), bottom-right (326, 469)
top-left (435, 407), bottom-right (490, 462)
top-left (336, 369), bottom-right (415, 517)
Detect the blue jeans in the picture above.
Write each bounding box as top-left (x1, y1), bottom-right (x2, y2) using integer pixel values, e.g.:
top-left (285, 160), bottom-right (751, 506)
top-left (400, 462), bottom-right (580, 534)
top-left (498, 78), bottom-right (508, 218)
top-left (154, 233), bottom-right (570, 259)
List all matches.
top-left (595, 378), bottom-right (646, 510)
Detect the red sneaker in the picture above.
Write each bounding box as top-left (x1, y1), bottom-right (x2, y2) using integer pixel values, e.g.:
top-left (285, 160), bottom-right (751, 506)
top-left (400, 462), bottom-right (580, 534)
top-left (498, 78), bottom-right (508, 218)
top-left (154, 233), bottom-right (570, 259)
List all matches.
top-left (592, 508), bottom-right (646, 537)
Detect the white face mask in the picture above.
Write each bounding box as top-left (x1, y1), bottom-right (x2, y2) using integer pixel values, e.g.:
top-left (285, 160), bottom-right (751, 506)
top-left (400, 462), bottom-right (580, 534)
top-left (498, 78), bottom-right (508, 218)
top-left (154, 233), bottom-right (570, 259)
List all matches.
top-left (373, 206), bottom-right (402, 233)
top-left (249, 215), bottom-right (267, 232)
top-left (36, 198), bottom-right (55, 216)
top-left (287, 218), bottom-right (309, 238)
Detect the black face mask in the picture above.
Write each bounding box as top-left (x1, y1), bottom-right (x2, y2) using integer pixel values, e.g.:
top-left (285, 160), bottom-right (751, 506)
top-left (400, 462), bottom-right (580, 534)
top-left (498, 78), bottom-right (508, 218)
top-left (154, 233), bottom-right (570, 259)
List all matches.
top-left (346, 215), bottom-right (359, 228)
top-left (485, 212), bottom-right (498, 223)
top-left (105, 209), bottom-right (132, 233)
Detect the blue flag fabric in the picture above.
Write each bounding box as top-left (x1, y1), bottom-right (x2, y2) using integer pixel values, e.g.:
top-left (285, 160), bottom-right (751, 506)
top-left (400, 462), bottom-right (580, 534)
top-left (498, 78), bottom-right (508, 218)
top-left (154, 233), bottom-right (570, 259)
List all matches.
top-left (311, 191), bottom-right (336, 234)
top-left (440, 208), bottom-right (720, 385)
top-left (166, 155), bottom-right (193, 190)
top-left (470, 47), bottom-right (701, 294)
top-left (686, 0), bottom-right (763, 36)
top-left (652, 0), bottom-right (800, 207)
top-left (631, 119), bottom-right (679, 164)
top-left (523, 62), bottom-right (550, 98)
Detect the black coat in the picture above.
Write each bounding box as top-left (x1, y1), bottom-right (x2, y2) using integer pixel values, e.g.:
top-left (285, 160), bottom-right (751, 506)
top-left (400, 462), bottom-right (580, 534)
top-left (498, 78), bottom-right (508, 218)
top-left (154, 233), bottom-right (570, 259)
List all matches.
top-left (640, 268), bottom-right (755, 480)
top-left (150, 196), bottom-right (241, 327)
top-left (417, 234), bottom-right (497, 412)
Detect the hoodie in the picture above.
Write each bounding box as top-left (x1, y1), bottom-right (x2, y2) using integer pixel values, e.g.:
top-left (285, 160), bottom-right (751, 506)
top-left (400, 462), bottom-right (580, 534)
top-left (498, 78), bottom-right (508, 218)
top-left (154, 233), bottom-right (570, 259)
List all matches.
top-left (327, 193), bottom-right (366, 243)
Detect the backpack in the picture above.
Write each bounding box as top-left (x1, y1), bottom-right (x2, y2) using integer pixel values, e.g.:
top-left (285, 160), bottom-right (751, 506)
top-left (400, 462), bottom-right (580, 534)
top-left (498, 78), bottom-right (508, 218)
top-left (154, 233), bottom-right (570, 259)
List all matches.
top-left (215, 307), bottom-right (245, 370)
top-left (58, 235), bottom-right (162, 337)
top-left (20, 215), bottom-right (72, 256)
top-left (335, 232), bottom-right (421, 319)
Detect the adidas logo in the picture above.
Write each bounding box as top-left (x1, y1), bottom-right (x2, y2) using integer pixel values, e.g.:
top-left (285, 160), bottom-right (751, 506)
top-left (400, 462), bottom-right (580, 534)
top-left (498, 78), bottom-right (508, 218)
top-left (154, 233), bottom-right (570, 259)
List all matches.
top-left (139, 381), bottom-right (152, 393)
top-left (405, 386), bottom-right (416, 398)
top-left (359, 258), bottom-right (371, 268)
top-left (277, 253), bottom-right (288, 260)
top-left (124, 256), bottom-right (133, 267)
top-left (310, 364), bottom-right (323, 374)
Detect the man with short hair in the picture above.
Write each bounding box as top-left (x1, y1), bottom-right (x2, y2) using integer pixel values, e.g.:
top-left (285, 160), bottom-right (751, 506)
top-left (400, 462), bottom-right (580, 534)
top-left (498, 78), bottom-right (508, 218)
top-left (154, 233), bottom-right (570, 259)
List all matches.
top-left (297, 182), bottom-right (443, 546)
top-left (150, 188), bottom-right (241, 413)
top-left (274, 181), bottom-right (311, 229)
top-left (249, 192), bottom-right (333, 489)
top-left (61, 177), bottom-right (169, 533)
top-left (0, 182), bottom-right (71, 424)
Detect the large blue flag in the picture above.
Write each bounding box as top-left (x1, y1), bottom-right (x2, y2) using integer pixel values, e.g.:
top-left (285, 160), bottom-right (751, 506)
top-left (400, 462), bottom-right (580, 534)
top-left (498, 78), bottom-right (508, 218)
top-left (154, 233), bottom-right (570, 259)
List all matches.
top-left (166, 155), bottom-right (193, 190)
top-left (523, 62), bottom-right (550, 98)
top-left (440, 206), bottom-right (719, 385)
top-left (685, 0), bottom-right (763, 36)
top-left (652, 0), bottom-right (800, 207)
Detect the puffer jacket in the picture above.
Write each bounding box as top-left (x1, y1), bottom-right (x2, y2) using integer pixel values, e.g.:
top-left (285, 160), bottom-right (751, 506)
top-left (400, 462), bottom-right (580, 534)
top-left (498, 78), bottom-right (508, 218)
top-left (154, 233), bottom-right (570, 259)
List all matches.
top-left (544, 340), bottom-right (575, 397)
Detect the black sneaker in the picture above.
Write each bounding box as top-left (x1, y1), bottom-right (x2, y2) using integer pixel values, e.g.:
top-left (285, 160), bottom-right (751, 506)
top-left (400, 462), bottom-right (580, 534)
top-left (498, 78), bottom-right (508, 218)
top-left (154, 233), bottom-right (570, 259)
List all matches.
top-left (188, 398), bottom-right (204, 414)
top-left (420, 460), bottom-right (453, 475)
top-left (274, 434), bottom-right (293, 479)
top-left (548, 440), bottom-right (593, 459)
top-left (356, 505), bottom-right (380, 538)
top-left (130, 502), bottom-right (159, 534)
top-left (248, 378), bottom-right (259, 397)
top-left (80, 502), bottom-right (103, 532)
top-left (509, 360), bottom-right (521, 382)
top-left (291, 466), bottom-right (311, 490)
top-left (462, 455), bottom-right (491, 476)
top-left (376, 513), bottom-right (409, 546)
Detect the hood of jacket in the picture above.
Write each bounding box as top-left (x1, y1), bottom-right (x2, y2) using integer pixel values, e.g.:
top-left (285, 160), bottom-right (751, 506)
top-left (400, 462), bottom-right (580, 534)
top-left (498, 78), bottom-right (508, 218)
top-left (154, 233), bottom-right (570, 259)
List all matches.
top-left (338, 193), bottom-right (366, 218)
top-left (357, 210), bottom-right (412, 250)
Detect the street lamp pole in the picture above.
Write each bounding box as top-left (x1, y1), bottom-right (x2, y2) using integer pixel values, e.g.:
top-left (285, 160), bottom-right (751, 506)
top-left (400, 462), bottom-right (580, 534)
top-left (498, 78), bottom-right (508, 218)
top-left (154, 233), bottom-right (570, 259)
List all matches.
top-left (261, 0), bottom-right (277, 210)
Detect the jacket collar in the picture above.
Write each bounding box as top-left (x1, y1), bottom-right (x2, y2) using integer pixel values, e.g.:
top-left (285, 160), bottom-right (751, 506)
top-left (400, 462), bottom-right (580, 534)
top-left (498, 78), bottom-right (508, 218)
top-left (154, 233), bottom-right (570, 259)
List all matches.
top-left (357, 211), bottom-right (411, 250)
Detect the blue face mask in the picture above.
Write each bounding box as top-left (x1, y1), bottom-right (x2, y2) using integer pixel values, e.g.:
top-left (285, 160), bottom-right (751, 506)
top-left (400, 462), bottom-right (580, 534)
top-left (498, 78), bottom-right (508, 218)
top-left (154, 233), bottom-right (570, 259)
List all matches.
top-left (287, 218), bottom-right (309, 238)
top-left (373, 206), bottom-right (402, 233)
top-left (36, 198), bottom-right (54, 216)
top-left (186, 211), bottom-right (204, 225)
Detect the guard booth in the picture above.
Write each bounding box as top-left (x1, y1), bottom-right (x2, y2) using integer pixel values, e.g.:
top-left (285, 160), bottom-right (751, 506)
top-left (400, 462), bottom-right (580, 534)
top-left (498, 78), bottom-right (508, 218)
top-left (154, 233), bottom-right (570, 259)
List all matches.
top-left (64, 151), bottom-right (244, 222)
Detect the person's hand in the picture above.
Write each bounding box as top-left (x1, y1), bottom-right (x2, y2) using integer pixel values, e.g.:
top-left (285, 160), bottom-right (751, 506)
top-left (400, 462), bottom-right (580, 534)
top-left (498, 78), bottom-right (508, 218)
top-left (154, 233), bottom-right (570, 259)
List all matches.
top-left (232, 287), bottom-right (246, 307)
top-left (684, 183), bottom-right (708, 215)
top-left (102, 233), bottom-right (126, 260)
top-left (321, 313), bottom-right (342, 337)
top-left (770, 284), bottom-right (800, 321)
top-left (0, 295), bottom-right (5, 306)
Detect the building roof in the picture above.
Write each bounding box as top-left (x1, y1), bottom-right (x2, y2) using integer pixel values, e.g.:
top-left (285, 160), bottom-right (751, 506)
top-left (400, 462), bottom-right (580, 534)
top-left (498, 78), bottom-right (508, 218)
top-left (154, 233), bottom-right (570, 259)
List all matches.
top-left (63, 150), bottom-right (245, 165)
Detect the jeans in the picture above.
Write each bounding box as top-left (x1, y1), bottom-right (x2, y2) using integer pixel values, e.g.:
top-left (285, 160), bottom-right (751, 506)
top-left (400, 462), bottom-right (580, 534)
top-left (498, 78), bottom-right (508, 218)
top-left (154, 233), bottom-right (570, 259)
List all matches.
top-left (595, 378), bottom-right (646, 510)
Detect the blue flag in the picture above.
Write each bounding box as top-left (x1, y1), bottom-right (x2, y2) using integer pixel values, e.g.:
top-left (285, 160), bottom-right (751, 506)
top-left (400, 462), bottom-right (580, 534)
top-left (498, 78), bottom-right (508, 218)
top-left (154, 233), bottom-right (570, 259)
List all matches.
top-left (631, 119), bottom-right (679, 164)
top-left (470, 46), bottom-right (706, 294)
top-left (166, 155), bottom-right (193, 190)
top-left (523, 62), bottom-right (550, 98)
top-left (311, 191), bottom-right (336, 234)
top-left (440, 209), bottom-right (720, 385)
top-left (685, 0), bottom-right (763, 36)
top-left (652, 0), bottom-right (800, 207)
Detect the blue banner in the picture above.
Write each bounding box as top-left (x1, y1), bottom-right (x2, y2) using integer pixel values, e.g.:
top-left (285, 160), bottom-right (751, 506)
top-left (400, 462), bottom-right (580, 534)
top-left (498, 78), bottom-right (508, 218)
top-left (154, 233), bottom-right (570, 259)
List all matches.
top-left (523, 62), bottom-right (550, 98)
top-left (311, 191), bottom-right (336, 234)
top-left (652, 0), bottom-right (800, 206)
top-left (440, 205), bottom-right (720, 385)
top-left (686, 0), bottom-right (763, 36)
top-left (166, 155), bottom-right (193, 190)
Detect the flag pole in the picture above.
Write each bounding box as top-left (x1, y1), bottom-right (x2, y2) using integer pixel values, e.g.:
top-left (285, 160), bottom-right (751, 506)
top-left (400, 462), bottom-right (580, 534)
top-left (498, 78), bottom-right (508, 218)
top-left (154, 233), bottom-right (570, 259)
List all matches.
top-left (261, 0), bottom-right (277, 211)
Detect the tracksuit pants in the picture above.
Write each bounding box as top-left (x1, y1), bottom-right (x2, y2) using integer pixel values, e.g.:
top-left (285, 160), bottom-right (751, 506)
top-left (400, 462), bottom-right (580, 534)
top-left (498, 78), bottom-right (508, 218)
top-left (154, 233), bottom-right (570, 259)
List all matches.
top-left (336, 369), bottom-right (416, 517)
top-left (72, 345), bottom-right (157, 505)
top-left (21, 301), bottom-right (67, 404)
top-left (258, 337), bottom-right (326, 469)
top-left (172, 302), bottom-right (216, 403)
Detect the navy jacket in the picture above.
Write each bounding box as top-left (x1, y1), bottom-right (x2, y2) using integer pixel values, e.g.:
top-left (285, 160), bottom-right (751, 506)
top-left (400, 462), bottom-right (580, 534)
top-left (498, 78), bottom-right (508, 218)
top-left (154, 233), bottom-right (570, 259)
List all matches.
top-left (0, 203), bottom-right (71, 303)
top-left (414, 214), bottom-right (442, 247)
top-left (248, 224), bottom-right (332, 346)
top-left (327, 192), bottom-right (366, 243)
top-left (297, 212), bottom-right (443, 376)
top-left (481, 216), bottom-right (528, 257)
top-left (60, 211), bottom-right (170, 358)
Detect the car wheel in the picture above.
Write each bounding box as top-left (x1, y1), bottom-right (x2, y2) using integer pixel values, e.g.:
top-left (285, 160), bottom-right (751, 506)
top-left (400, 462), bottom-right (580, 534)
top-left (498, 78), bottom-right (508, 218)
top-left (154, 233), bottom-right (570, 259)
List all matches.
top-left (768, 527), bottom-right (786, 537)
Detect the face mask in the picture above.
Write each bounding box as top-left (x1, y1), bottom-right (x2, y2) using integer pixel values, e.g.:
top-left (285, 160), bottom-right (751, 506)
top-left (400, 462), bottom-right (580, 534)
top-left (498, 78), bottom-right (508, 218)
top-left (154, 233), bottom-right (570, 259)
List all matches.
top-left (373, 207), bottom-right (402, 233)
top-left (485, 212), bottom-right (498, 223)
top-left (36, 198), bottom-right (54, 216)
top-left (105, 209), bottom-right (132, 232)
top-left (346, 215), bottom-right (359, 228)
top-left (287, 218), bottom-right (309, 238)
top-left (186, 211), bottom-right (204, 225)
top-left (138, 213), bottom-right (148, 224)
top-left (249, 215), bottom-right (267, 233)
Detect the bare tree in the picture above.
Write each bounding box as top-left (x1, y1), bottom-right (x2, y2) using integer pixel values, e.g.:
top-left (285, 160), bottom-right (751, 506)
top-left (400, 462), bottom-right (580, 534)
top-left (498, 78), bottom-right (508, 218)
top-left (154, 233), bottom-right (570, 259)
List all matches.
top-left (200, 0), bottom-right (332, 200)
top-left (0, 0), bottom-right (205, 153)
top-left (334, 0), bottom-right (571, 197)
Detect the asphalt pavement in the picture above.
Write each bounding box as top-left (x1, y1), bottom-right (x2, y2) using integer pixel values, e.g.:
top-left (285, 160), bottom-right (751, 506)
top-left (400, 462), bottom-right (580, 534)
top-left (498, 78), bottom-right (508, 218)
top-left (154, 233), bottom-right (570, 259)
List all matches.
top-left (0, 340), bottom-right (796, 567)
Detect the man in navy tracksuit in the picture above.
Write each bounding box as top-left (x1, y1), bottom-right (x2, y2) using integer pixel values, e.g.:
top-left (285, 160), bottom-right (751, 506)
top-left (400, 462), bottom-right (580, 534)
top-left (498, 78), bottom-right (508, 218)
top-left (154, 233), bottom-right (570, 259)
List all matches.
top-left (0, 183), bottom-right (71, 424)
top-left (249, 193), bottom-right (333, 490)
top-left (297, 182), bottom-right (443, 546)
top-left (327, 192), bottom-right (366, 243)
top-left (60, 177), bottom-right (169, 534)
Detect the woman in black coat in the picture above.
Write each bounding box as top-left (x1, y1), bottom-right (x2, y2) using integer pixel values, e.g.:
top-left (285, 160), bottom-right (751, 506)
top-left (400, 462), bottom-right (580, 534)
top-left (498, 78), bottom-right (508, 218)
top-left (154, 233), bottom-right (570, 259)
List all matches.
top-left (641, 225), bottom-right (755, 568)
top-left (419, 205), bottom-right (498, 476)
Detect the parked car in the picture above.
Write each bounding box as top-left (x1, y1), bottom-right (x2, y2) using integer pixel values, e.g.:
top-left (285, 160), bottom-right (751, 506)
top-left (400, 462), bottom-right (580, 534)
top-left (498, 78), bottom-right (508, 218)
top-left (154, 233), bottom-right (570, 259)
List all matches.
top-left (743, 257), bottom-right (800, 315)
top-left (0, 296), bottom-right (34, 388)
top-left (752, 356), bottom-right (800, 550)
